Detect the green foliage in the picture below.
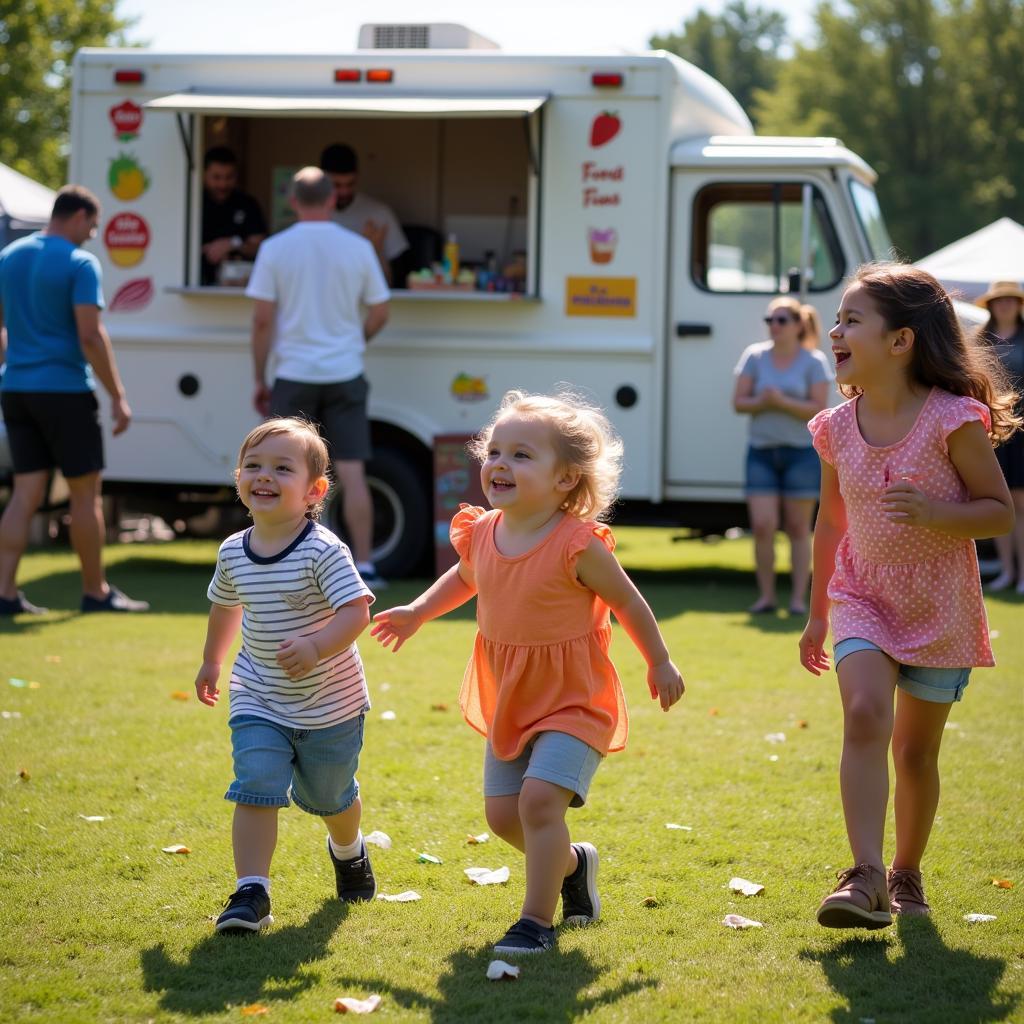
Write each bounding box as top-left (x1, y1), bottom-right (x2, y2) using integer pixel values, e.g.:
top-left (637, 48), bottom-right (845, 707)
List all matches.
top-left (650, 1), bottom-right (789, 127)
top-left (0, 534), bottom-right (1021, 1022)
top-left (753, 0), bottom-right (1024, 259)
top-left (0, 0), bottom-right (135, 188)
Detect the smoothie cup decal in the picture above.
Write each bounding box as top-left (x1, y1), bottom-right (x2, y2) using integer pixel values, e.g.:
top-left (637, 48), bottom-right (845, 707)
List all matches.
top-left (588, 227), bottom-right (618, 264)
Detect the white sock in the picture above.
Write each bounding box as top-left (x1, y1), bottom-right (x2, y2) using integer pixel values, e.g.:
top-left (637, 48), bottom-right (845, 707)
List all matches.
top-left (329, 831), bottom-right (363, 861)
top-left (236, 875), bottom-right (271, 893)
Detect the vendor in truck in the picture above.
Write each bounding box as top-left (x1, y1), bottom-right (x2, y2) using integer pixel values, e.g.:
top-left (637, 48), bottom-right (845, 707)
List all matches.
top-left (320, 143), bottom-right (408, 285)
top-left (200, 146), bottom-right (267, 286)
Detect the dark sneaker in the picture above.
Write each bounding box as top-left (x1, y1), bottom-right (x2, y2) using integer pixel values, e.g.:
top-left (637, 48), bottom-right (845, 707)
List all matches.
top-left (81, 586), bottom-right (149, 613)
top-left (561, 842), bottom-right (600, 925)
top-left (0, 591), bottom-right (48, 615)
top-left (328, 836), bottom-right (377, 902)
top-left (216, 883), bottom-right (273, 933)
top-left (888, 867), bottom-right (930, 916)
top-left (817, 864), bottom-right (891, 929)
top-left (359, 568), bottom-right (388, 592)
top-left (493, 918), bottom-right (556, 955)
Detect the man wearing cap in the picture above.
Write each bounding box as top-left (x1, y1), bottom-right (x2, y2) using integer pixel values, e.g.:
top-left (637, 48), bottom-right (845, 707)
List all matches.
top-left (320, 144), bottom-right (408, 285)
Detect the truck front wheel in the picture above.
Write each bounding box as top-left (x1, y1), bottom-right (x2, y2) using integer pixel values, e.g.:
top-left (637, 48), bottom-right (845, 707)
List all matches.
top-left (324, 446), bottom-right (432, 579)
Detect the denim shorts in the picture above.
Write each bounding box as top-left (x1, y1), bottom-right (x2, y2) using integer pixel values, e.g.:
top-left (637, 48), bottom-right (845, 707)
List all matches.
top-left (745, 444), bottom-right (821, 499)
top-left (834, 638), bottom-right (971, 704)
top-left (484, 731), bottom-right (603, 808)
top-left (226, 713), bottom-right (364, 816)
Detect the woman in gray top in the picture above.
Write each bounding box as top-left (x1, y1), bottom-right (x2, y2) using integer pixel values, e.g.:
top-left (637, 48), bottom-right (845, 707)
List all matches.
top-left (733, 297), bottom-right (834, 614)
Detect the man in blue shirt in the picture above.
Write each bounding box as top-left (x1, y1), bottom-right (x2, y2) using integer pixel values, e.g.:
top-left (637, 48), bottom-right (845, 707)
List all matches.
top-left (0, 185), bottom-right (147, 614)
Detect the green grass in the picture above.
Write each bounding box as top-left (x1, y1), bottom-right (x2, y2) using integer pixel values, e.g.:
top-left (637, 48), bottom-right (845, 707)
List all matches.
top-left (0, 529), bottom-right (1021, 1023)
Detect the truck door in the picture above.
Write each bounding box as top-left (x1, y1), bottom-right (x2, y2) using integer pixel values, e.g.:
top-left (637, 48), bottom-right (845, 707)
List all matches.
top-left (665, 174), bottom-right (848, 501)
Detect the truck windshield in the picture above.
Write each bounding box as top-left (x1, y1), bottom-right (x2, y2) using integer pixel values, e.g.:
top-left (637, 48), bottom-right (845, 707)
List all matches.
top-left (848, 180), bottom-right (892, 260)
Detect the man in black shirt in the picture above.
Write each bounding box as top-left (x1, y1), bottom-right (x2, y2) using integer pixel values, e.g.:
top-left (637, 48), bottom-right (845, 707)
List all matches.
top-left (201, 147), bottom-right (267, 286)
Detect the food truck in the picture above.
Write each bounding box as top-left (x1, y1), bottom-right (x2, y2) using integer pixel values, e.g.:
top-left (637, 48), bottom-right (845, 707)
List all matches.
top-left (70, 24), bottom-right (899, 575)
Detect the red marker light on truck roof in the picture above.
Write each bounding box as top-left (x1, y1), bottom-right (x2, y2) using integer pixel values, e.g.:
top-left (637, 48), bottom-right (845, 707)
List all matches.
top-left (333, 69), bottom-right (362, 82)
top-left (366, 69), bottom-right (394, 83)
top-left (591, 73), bottom-right (623, 88)
top-left (114, 69), bottom-right (145, 84)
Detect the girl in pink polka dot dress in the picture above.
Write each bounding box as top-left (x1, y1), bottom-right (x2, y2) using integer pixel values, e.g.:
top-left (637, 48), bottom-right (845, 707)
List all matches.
top-left (799, 263), bottom-right (1020, 930)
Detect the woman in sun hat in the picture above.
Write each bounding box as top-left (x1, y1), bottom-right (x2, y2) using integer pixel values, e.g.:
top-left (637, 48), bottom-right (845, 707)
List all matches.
top-left (976, 281), bottom-right (1024, 592)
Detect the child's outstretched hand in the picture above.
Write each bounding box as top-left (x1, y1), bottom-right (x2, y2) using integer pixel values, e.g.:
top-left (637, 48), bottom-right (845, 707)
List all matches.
top-left (194, 662), bottom-right (221, 706)
top-left (799, 617), bottom-right (831, 675)
top-left (648, 659), bottom-right (685, 711)
top-left (277, 636), bottom-right (319, 679)
top-left (370, 606), bottom-right (423, 652)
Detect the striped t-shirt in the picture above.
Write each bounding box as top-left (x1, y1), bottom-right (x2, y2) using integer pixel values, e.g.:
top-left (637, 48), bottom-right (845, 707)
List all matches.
top-left (207, 520), bottom-right (374, 729)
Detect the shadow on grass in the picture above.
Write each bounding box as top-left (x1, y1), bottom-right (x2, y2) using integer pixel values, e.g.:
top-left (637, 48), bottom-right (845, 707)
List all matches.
top-left (139, 899), bottom-right (347, 1014)
top-left (800, 915), bottom-right (1016, 1023)
top-left (330, 941), bottom-right (657, 1023)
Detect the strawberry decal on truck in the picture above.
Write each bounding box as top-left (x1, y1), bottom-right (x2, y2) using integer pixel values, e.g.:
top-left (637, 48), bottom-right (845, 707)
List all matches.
top-left (589, 111), bottom-right (621, 148)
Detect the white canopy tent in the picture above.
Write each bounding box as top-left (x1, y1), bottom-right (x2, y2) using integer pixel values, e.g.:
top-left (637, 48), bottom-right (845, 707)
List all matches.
top-left (0, 162), bottom-right (56, 245)
top-left (916, 217), bottom-right (1024, 302)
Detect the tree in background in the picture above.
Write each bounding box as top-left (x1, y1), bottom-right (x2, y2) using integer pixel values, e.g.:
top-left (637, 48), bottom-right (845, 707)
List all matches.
top-left (753, 0), bottom-right (1024, 259)
top-left (649, 1), bottom-right (788, 127)
top-left (0, 0), bottom-right (135, 188)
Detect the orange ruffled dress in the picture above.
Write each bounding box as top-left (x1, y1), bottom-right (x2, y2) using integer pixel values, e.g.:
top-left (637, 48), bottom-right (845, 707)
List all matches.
top-left (450, 505), bottom-right (628, 760)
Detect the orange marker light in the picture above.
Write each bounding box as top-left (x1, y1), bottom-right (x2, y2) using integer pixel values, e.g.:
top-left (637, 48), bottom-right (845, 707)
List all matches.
top-left (366, 69), bottom-right (394, 84)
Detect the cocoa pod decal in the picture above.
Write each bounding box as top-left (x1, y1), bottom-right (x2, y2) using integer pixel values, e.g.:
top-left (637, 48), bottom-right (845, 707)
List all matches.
top-left (109, 277), bottom-right (154, 312)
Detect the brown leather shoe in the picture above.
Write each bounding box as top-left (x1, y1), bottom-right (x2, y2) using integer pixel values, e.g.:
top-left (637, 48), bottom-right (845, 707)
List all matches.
top-left (817, 864), bottom-right (892, 929)
top-left (888, 867), bottom-right (930, 916)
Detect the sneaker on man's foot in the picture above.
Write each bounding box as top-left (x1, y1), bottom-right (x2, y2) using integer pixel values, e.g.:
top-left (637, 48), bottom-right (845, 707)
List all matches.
top-left (888, 867), bottom-right (930, 916)
top-left (0, 591), bottom-right (48, 616)
top-left (816, 864), bottom-right (892, 929)
top-left (328, 836), bottom-right (377, 902)
top-left (561, 842), bottom-right (600, 925)
top-left (81, 586), bottom-right (149, 613)
top-left (358, 567), bottom-right (388, 592)
top-left (493, 918), bottom-right (556, 955)
top-left (216, 883), bottom-right (273, 933)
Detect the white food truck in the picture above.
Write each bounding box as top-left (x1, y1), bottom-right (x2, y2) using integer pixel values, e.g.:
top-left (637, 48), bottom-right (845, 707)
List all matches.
top-left (70, 23), bottom-right (898, 575)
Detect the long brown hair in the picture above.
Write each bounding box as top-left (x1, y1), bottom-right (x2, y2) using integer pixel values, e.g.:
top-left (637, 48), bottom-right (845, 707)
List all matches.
top-left (843, 263), bottom-right (1021, 443)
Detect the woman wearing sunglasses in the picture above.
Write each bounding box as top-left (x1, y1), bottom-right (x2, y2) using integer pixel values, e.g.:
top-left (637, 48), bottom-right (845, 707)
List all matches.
top-left (733, 297), bottom-right (834, 614)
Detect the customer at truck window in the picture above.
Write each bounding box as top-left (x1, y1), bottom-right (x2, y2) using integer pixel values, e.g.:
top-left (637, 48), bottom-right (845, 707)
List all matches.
top-left (201, 146), bottom-right (267, 286)
top-left (246, 167), bottom-right (391, 589)
top-left (974, 281), bottom-right (1024, 593)
top-left (0, 185), bottom-right (148, 615)
top-left (733, 296), bottom-right (833, 615)
top-left (320, 143), bottom-right (408, 286)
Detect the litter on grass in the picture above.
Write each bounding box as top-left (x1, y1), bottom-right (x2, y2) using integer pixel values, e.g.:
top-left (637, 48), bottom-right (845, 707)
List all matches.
top-left (641, 896), bottom-right (661, 907)
top-left (334, 994), bottom-right (382, 1014)
top-left (728, 877), bottom-right (765, 897)
top-left (18, 768), bottom-right (29, 780)
top-left (1, 711), bottom-right (23, 719)
top-left (417, 852), bottom-right (442, 864)
top-left (464, 866), bottom-right (510, 885)
top-left (665, 823), bottom-right (693, 831)
top-left (467, 832), bottom-right (490, 844)
top-left (162, 844), bottom-right (190, 854)
top-left (722, 914), bottom-right (763, 929)
top-left (79, 815), bottom-right (106, 822)
top-left (240, 1005), bottom-right (269, 1016)
top-left (376, 891), bottom-right (421, 902)
top-left (486, 960), bottom-right (520, 981)
top-left (8, 678), bottom-right (27, 688)
top-left (364, 830), bottom-right (392, 850)
top-left (170, 691), bottom-right (190, 701)
top-left (764, 732), bottom-right (786, 744)
top-left (992, 878), bottom-right (1014, 889)
top-left (768, 755), bottom-right (780, 762)
top-left (380, 710), bottom-right (396, 721)
top-left (431, 703), bottom-right (449, 712)
top-left (964, 913), bottom-right (997, 923)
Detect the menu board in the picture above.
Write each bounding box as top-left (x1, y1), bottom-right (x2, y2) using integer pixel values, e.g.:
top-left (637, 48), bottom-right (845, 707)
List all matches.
top-left (433, 434), bottom-right (487, 575)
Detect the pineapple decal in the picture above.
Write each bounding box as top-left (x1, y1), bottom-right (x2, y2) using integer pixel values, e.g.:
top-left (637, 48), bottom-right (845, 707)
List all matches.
top-left (108, 153), bottom-right (150, 201)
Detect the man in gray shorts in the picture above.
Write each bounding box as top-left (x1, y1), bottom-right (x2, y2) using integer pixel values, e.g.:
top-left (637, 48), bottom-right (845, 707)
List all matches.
top-left (247, 167), bottom-right (390, 587)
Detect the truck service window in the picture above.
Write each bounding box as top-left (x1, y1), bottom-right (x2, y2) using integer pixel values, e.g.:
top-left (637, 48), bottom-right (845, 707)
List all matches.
top-left (848, 179), bottom-right (893, 261)
top-left (691, 183), bottom-right (843, 294)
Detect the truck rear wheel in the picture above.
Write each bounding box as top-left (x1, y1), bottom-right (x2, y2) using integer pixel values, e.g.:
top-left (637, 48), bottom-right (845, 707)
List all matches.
top-left (324, 446), bottom-right (431, 579)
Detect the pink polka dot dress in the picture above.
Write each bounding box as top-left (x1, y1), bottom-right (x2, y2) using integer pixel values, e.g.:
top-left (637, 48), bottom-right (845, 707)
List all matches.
top-left (808, 388), bottom-right (994, 668)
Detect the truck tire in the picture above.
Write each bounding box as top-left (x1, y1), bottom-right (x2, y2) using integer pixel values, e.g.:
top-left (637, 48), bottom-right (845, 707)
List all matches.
top-left (324, 446), bottom-right (432, 579)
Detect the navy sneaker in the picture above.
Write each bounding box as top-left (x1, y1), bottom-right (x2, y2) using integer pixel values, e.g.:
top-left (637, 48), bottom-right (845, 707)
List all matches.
top-left (328, 836), bottom-right (377, 902)
top-left (81, 586), bottom-right (149, 613)
top-left (0, 591), bottom-right (48, 615)
top-left (216, 883), bottom-right (273, 933)
top-left (493, 918), bottom-right (556, 954)
top-left (561, 842), bottom-right (600, 925)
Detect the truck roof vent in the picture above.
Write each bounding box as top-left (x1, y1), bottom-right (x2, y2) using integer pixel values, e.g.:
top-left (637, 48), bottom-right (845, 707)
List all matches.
top-left (358, 23), bottom-right (500, 50)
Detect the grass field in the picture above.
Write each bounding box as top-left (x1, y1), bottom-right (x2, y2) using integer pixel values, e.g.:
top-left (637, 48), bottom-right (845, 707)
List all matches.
top-left (1, 529), bottom-right (1021, 1023)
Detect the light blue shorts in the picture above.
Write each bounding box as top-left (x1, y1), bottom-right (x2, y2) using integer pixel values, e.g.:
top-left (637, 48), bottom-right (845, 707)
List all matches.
top-left (484, 731), bottom-right (603, 808)
top-left (834, 638), bottom-right (971, 704)
top-left (226, 713), bottom-right (364, 816)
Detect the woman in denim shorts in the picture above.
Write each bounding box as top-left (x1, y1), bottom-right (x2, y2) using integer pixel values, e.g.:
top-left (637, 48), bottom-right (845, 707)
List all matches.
top-left (733, 297), bottom-right (835, 613)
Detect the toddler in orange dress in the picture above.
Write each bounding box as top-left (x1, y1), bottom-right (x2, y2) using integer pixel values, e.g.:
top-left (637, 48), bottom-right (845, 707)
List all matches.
top-left (372, 389), bottom-right (685, 954)
top-left (800, 263), bottom-right (1019, 929)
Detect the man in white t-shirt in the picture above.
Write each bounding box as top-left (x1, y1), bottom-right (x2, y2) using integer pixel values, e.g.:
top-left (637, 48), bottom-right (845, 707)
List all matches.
top-left (246, 167), bottom-right (390, 587)
top-left (320, 144), bottom-right (408, 285)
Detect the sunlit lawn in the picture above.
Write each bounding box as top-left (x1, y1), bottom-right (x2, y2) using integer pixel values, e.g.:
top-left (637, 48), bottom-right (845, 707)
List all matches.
top-left (0, 528), bottom-right (1021, 1022)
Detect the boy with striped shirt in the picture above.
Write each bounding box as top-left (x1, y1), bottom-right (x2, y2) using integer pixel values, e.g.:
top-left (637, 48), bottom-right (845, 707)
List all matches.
top-left (194, 417), bottom-right (377, 932)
